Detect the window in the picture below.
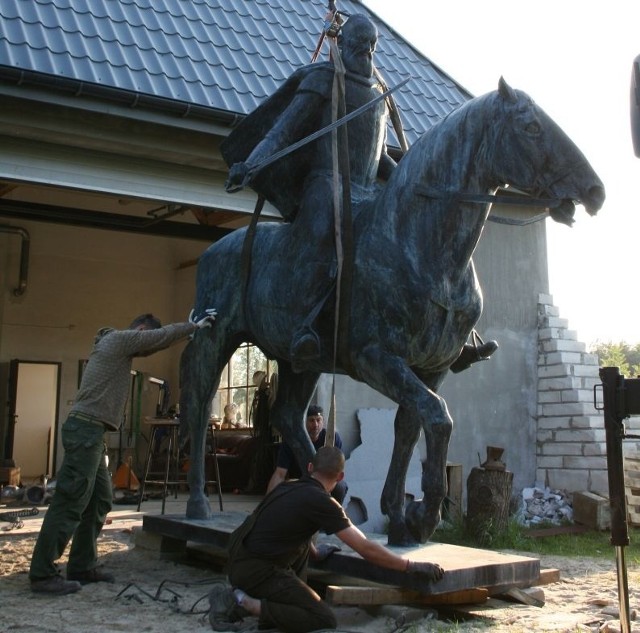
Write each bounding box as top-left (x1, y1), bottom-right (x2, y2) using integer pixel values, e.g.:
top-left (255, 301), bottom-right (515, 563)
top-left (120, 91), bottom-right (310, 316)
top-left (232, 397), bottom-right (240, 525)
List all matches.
top-left (211, 343), bottom-right (275, 429)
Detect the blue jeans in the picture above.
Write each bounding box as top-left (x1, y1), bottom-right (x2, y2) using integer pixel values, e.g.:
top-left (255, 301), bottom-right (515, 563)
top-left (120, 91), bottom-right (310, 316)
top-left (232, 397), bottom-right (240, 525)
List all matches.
top-left (29, 414), bottom-right (112, 580)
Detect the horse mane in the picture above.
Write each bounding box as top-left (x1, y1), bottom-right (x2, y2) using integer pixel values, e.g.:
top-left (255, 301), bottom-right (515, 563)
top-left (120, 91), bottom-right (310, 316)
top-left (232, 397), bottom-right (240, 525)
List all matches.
top-left (391, 89), bottom-right (504, 190)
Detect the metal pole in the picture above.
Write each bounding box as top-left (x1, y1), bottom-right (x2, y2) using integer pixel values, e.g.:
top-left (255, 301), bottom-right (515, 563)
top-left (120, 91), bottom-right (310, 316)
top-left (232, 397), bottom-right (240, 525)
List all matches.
top-left (599, 366), bottom-right (631, 633)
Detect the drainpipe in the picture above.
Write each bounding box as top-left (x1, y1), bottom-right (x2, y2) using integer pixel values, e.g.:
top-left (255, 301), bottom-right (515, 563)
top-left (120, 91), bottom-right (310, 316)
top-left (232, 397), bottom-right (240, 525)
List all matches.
top-left (0, 225), bottom-right (30, 296)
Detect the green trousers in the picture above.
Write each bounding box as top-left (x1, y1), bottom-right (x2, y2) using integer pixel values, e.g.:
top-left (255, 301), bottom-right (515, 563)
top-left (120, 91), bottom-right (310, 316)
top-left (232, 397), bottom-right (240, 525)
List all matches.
top-left (229, 542), bottom-right (336, 633)
top-left (29, 414), bottom-right (112, 580)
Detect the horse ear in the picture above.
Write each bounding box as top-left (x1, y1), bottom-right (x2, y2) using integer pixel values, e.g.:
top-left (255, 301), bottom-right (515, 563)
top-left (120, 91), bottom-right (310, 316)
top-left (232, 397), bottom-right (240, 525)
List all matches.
top-left (498, 76), bottom-right (517, 103)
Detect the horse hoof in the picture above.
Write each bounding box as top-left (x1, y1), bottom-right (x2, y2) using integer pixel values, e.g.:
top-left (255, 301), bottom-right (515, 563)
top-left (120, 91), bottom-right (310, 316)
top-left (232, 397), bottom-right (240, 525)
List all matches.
top-left (186, 497), bottom-right (212, 520)
top-left (387, 520), bottom-right (419, 546)
top-left (405, 500), bottom-right (440, 544)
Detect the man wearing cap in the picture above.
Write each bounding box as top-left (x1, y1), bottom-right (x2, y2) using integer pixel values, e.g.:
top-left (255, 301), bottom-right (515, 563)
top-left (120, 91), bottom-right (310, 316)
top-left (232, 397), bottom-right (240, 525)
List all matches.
top-left (267, 404), bottom-right (347, 504)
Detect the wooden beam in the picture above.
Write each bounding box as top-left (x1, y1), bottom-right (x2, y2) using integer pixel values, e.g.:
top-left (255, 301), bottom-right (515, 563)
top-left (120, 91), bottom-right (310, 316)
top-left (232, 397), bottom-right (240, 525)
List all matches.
top-left (535, 568), bottom-right (561, 586)
top-left (325, 585), bottom-right (488, 606)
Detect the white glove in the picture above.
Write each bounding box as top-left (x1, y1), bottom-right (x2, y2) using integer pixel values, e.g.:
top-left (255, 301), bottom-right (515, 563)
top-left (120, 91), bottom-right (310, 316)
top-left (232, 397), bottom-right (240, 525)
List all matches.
top-left (188, 308), bottom-right (217, 329)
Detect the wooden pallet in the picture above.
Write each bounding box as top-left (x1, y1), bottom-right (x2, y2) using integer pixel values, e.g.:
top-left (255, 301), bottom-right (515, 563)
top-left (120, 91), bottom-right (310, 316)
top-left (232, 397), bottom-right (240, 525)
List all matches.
top-left (625, 452), bottom-right (640, 526)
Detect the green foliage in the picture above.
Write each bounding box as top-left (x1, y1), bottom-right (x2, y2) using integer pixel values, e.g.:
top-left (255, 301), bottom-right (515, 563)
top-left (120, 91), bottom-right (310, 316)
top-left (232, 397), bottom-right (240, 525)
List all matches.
top-left (591, 340), bottom-right (640, 377)
top-left (434, 517), bottom-right (640, 562)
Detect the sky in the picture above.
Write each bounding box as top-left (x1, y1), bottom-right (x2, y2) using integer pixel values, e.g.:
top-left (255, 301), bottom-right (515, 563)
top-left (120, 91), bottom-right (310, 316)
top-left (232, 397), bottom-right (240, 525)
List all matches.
top-left (364, 0), bottom-right (640, 346)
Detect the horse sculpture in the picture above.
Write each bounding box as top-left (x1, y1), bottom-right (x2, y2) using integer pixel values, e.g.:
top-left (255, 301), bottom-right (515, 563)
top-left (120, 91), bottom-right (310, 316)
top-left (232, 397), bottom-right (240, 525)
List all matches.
top-left (180, 79), bottom-right (605, 545)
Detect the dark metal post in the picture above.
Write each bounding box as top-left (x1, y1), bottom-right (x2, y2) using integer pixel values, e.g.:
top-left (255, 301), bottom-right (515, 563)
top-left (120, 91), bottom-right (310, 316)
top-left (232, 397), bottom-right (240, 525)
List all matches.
top-left (598, 366), bottom-right (631, 633)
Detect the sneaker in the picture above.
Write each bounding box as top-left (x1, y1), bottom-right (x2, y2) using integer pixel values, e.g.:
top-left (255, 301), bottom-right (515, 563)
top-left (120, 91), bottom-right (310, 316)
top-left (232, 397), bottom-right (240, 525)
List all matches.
top-left (31, 575), bottom-right (82, 595)
top-left (208, 584), bottom-right (249, 632)
top-left (67, 567), bottom-right (115, 584)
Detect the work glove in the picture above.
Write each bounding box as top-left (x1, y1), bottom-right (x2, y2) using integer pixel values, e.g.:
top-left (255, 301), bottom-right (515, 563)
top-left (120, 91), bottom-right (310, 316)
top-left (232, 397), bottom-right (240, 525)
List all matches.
top-left (405, 561), bottom-right (445, 582)
top-left (225, 162), bottom-right (250, 193)
top-left (188, 308), bottom-right (218, 329)
top-left (314, 543), bottom-right (341, 562)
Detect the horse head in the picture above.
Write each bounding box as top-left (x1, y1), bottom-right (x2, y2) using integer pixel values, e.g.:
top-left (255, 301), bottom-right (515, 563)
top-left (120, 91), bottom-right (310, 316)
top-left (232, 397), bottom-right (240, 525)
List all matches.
top-left (491, 77), bottom-right (605, 225)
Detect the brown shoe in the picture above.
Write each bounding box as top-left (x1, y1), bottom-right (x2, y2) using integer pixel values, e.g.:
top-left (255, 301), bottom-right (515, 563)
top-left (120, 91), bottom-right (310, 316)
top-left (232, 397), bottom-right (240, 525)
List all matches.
top-left (67, 567), bottom-right (115, 584)
top-left (31, 575), bottom-right (82, 595)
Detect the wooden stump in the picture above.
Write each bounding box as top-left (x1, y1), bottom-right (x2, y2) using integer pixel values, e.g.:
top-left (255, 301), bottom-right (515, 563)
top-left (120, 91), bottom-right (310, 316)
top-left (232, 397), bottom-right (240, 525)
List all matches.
top-left (466, 467), bottom-right (513, 540)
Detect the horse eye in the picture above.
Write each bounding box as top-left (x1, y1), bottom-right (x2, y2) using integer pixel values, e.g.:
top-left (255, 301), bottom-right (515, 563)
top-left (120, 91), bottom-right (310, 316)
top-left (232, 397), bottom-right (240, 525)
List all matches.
top-left (525, 121), bottom-right (541, 135)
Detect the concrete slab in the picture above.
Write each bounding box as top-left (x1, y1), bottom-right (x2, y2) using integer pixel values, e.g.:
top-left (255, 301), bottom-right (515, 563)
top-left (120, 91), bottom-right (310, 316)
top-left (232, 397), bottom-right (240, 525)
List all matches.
top-left (142, 512), bottom-right (540, 596)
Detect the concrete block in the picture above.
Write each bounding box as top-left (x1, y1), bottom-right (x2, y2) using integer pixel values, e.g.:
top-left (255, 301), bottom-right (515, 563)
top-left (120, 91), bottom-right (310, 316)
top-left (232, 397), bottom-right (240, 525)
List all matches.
top-left (554, 428), bottom-right (605, 443)
top-left (538, 364), bottom-right (570, 378)
top-left (542, 339), bottom-right (586, 353)
top-left (573, 365), bottom-right (600, 377)
top-left (539, 442), bottom-right (583, 456)
top-left (544, 351), bottom-right (582, 366)
top-left (573, 491), bottom-right (610, 530)
top-left (538, 293), bottom-right (554, 305)
top-left (541, 304), bottom-right (560, 317)
top-left (570, 416), bottom-right (604, 429)
top-left (546, 469), bottom-right (589, 492)
top-left (538, 391), bottom-right (561, 404)
top-left (538, 376), bottom-right (582, 391)
top-left (537, 416), bottom-right (571, 430)
top-left (536, 456), bottom-right (563, 468)
top-left (563, 455), bottom-right (607, 470)
top-left (544, 317), bottom-right (569, 329)
top-left (541, 402), bottom-right (596, 417)
top-left (560, 388), bottom-right (594, 403)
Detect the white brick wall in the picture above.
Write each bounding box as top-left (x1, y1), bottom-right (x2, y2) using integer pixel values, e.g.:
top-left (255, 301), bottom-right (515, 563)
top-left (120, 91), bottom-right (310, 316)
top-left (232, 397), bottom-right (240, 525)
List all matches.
top-left (536, 294), bottom-right (606, 495)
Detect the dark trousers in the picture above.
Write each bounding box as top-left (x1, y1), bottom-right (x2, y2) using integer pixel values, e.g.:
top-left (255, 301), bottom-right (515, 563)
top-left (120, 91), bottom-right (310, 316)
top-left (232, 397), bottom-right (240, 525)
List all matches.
top-left (29, 414), bottom-right (112, 580)
top-left (229, 545), bottom-right (336, 633)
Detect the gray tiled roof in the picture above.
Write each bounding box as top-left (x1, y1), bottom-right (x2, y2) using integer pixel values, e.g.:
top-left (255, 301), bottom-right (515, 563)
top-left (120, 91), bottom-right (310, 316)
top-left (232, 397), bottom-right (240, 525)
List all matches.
top-left (0, 0), bottom-right (471, 146)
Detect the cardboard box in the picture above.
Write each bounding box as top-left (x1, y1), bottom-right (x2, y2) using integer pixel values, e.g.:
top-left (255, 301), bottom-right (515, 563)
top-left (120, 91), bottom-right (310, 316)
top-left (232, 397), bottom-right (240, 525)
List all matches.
top-left (0, 466), bottom-right (21, 486)
top-left (573, 490), bottom-right (610, 530)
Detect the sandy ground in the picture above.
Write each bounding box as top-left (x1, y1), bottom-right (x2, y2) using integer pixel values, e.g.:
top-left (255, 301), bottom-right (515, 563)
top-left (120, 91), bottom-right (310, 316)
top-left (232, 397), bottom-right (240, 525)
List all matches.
top-left (1, 499), bottom-right (640, 633)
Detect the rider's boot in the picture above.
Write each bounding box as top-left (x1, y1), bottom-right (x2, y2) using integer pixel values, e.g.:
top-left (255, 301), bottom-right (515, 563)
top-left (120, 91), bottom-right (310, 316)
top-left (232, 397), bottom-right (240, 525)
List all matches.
top-left (449, 338), bottom-right (499, 374)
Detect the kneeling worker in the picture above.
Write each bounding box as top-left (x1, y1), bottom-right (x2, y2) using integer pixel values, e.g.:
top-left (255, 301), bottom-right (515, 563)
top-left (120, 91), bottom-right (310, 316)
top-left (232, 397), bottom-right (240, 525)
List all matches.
top-left (267, 404), bottom-right (348, 504)
top-left (209, 446), bottom-right (444, 633)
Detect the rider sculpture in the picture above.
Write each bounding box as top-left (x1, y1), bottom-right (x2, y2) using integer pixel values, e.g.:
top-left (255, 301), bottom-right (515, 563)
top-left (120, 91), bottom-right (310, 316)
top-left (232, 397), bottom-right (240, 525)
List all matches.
top-left (221, 13), bottom-right (496, 372)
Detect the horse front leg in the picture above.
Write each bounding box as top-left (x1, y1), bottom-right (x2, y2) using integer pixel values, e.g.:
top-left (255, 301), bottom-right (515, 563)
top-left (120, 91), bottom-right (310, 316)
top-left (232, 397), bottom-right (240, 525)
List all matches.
top-left (356, 348), bottom-right (451, 544)
top-left (405, 397), bottom-right (452, 543)
top-left (179, 330), bottom-right (224, 520)
top-left (381, 406), bottom-right (421, 546)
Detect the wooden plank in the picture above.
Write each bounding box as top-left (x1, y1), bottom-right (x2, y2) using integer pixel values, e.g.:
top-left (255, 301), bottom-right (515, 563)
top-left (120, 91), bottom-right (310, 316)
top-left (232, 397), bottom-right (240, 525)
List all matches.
top-left (525, 525), bottom-right (589, 538)
top-left (497, 587), bottom-right (545, 607)
top-left (325, 584), bottom-right (488, 606)
top-left (625, 452), bottom-right (640, 526)
top-left (534, 568), bottom-right (561, 586)
top-left (142, 513), bottom-right (540, 596)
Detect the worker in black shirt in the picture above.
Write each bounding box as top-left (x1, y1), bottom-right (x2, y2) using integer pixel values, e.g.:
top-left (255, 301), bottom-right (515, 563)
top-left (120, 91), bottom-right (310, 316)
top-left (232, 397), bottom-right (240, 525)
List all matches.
top-left (209, 446), bottom-right (444, 633)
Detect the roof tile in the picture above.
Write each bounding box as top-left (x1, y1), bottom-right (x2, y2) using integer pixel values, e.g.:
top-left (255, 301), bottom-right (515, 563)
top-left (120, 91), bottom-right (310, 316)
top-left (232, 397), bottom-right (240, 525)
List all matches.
top-left (0, 0), bottom-right (470, 144)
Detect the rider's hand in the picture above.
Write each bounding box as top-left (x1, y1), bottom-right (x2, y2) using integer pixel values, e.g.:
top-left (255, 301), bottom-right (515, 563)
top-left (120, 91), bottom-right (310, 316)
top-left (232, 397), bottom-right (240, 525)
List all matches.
top-left (405, 561), bottom-right (445, 582)
top-left (189, 308), bottom-right (217, 329)
top-left (225, 162), bottom-right (250, 193)
top-left (313, 544), bottom-right (341, 562)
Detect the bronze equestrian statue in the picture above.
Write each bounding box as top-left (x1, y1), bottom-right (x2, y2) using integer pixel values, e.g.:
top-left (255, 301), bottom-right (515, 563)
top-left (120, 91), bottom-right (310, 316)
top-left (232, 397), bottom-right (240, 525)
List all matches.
top-left (180, 17), bottom-right (604, 545)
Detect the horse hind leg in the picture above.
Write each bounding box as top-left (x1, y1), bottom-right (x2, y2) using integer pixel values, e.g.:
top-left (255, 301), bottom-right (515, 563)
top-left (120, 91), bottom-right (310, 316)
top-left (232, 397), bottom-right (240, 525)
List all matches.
top-left (179, 330), bottom-right (228, 519)
top-left (268, 361), bottom-right (321, 473)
